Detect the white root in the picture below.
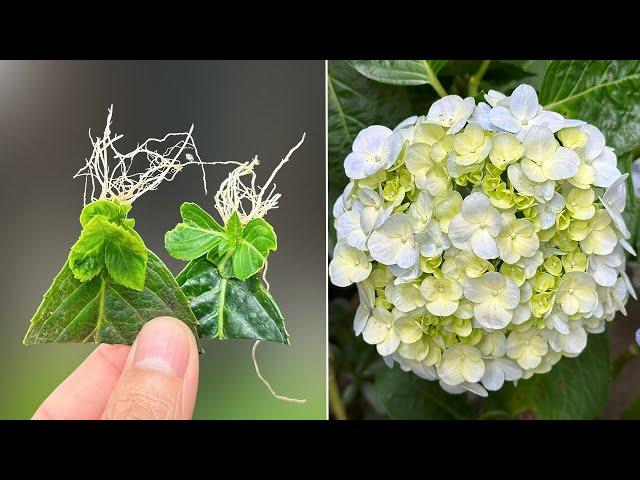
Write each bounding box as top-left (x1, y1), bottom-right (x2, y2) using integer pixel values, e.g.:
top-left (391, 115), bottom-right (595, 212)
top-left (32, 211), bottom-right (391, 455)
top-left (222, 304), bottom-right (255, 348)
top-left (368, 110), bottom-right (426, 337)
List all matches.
top-left (213, 133), bottom-right (306, 223)
top-left (74, 105), bottom-right (243, 205)
top-left (251, 340), bottom-right (306, 404)
top-left (226, 139), bottom-right (307, 406)
top-left (251, 259), bottom-right (305, 403)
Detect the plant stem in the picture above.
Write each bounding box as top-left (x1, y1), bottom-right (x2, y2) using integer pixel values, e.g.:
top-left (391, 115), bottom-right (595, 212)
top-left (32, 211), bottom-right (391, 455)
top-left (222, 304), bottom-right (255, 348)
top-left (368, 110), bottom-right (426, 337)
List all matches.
top-left (468, 60), bottom-right (491, 97)
top-left (612, 343), bottom-right (639, 379)
top-left (423, 61), bottom-right (448, 98)
top-left (328, 361), bottom-right (347, 420)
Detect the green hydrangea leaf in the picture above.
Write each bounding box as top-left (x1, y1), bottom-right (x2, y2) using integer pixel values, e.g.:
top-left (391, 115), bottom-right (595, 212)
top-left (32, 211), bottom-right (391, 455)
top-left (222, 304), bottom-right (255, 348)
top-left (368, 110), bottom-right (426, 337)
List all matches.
top-left (232, 218), bottom-right (277, 281)
top-left (103, 224), bottom-right (147, 291)
top-left (164, 202), bottom-right (227, 260)
top-left (206, 216), bottom-right (277, 280)
top-left (176, 256), bottom-right (289, 344)
top-left (68, 217), bottom-right (108, 283)
top-left (374, 366), bottom-right (473, 419)
top-left (540, 60), bottom-right (640, 154)
top-left (206, 244), bottom-right (235, 278)
top-left (482, 332), bottom-right (611, 419)
top-left (225, 211), bottom-right (243, 243)
top-left (79, 199), bottom-right (131, 228)
top-left (69, 216), bottom-right (148, 291)
top-left (348, 60), bottom-right (448, 87)
top-left (24, 250), bottom-right (199, 346)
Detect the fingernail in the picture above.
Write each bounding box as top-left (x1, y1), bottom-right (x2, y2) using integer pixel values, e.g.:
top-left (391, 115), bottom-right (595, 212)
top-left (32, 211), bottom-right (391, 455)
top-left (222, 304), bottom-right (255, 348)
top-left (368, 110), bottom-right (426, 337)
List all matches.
top-left (133, 317), bottom-right (190, 378)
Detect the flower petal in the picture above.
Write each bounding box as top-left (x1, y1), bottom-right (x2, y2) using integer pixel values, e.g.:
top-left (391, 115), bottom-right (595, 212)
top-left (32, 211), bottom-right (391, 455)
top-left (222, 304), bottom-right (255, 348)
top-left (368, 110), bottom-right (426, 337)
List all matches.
top-left (344, 151), bottom-right (374, 179)
top-left (509, 84), bottom-right (540, 122)
top-left (542, 147), bottom-right (580, 180)
top-left (474, 301), bottom-right (512, 329)
top-left (523, 125), bottom-right (557, 163)
top-left (447, 215), bottom-right (476, 249)
top-left (531, 110), bottom-right (564, 132)
top-left (488, 106), bottom-right (521, 133)
top-left (470, 229), bottom-right (498, 259)
top-left (353, 125), bottom-right (392, 153)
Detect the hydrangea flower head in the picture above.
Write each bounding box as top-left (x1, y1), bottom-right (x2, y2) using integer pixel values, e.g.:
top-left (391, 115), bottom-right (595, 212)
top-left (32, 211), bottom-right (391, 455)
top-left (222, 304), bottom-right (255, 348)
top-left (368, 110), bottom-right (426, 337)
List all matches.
top-left (329, 84), bottom-right (636, 396)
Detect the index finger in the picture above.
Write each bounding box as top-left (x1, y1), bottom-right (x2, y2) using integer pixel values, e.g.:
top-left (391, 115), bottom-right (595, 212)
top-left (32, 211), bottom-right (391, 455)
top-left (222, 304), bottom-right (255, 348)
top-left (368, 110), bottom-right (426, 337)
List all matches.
top-left (32, 344), bottom-right (130, 420)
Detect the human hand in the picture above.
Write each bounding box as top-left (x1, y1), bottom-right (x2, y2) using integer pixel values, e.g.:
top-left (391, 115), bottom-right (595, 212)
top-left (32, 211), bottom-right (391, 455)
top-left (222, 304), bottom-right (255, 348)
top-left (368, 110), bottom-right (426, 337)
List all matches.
top-left (32, 316), bottom-right (199, 420)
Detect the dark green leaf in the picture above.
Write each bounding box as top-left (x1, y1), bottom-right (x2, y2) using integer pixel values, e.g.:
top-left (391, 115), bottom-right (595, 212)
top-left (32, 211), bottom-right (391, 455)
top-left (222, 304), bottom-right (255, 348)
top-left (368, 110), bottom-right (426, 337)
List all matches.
top-left (439, 60), bottom-right (483, 77)
top-left (360, 381), bottom-right (387, 415)
top-left (472, 89), bottom-right (487, 104)
top-left (24, 250), bottom-right (199, 345)
top-left (405, 85), bottom-right (442, 117)
top-left (473, 60), bottom-right (549, 93)
top-left (540, 60), bottom-right (640, 154)
top-left (620, 395), bottom-right (640, 419)
top-left (374, 365), bottom-right (473, 419)
top-left (438, 60), bottom-right (542, 96)
top-left (176, 256), bottom-right (289, 344)
top-left (327, 60), bottom-right (412, 189)
top-left (348, 60), bottom-right (447, 87)
top-left (500, 60), bottom-right (549, 91)
top-left (483, 332), bottom-right (611, 419)
top-left (482, 61), bottom-right (535, 86)
top-left (164, 202), bottom-right (226, 261)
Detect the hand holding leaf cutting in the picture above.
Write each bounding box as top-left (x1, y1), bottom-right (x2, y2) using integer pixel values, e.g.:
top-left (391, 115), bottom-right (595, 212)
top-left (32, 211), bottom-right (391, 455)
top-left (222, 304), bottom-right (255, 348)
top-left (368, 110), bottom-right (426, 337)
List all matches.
top-left (23, 107), bottom-right (216, 346)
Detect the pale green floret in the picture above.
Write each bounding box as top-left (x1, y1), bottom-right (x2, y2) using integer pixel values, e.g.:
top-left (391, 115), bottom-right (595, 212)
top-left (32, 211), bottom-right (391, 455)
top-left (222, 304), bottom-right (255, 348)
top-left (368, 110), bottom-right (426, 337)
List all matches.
top-left (420, 276), bottom-right (463, 317)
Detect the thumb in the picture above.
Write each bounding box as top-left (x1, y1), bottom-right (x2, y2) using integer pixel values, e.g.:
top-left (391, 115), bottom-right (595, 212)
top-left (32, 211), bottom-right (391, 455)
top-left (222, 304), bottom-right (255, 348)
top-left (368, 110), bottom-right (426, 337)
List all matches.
top-left (102, 316), bottom-right (199, 420)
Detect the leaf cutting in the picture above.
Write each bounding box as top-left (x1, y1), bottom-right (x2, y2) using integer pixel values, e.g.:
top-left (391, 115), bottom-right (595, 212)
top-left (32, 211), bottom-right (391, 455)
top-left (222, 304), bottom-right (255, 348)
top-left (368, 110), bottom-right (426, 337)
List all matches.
top-left (165, 135), bottom-right (307, 403)
top-left (24, 106), bottom-right (221, 346)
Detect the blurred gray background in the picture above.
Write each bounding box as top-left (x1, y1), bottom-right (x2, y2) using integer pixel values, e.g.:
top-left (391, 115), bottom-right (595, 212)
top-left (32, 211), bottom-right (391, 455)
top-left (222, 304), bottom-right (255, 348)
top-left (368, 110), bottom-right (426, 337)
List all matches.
top-left (0, 60), bottom-right (326, 419)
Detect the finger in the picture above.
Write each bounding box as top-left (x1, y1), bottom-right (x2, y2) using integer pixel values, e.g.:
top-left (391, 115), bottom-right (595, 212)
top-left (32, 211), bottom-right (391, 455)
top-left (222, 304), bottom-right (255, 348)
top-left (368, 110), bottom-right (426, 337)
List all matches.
top-left (32, 344), bottom-right (130, 420)
top-left (102, 316), bottom-right (199, 420)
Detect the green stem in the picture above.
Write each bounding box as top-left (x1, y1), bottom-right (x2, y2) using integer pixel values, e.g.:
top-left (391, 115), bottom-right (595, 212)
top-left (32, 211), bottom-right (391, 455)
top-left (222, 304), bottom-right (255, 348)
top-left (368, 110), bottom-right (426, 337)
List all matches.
top-left (423, 61), bottom-right (447, 98)
top-left (328, 361), bottom-right (347, 420)
top-left (468, 60), bottom-right (491, 97)
top-left (612, 343), bottom-right (639, 379)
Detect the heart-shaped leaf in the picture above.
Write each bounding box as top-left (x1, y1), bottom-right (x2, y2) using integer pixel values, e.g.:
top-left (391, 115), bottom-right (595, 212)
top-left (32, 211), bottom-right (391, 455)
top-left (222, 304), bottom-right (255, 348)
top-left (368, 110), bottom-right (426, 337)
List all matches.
top-left (24, 250), bottom-right (199, 346)
top-left (176, 256), bottom-right (289, 344)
